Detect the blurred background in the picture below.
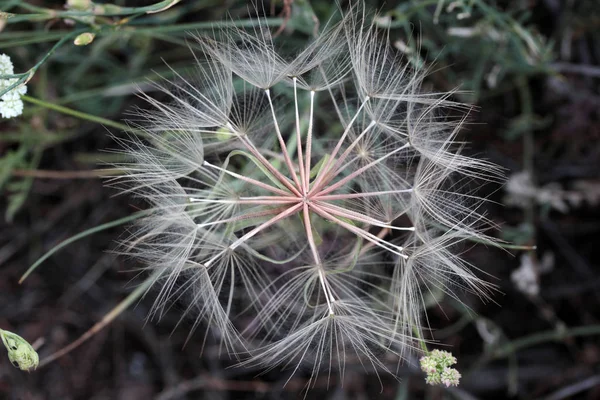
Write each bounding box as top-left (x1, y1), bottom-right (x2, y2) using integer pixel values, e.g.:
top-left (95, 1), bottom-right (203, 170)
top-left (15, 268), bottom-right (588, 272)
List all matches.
top-left (1, 0), bottom-right (599, 399)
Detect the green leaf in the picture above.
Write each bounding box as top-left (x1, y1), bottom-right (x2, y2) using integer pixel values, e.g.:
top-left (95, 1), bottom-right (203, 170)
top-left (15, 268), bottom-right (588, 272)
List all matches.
top-left (328, 238), bottom-right (362, 274)
top-left (303, 274), bottom-right (319, 308)
top-left (244, 243), bottom-right (307, 265)
top-left (309, 153), bottom-right (330, 180)
top-left (4, 148), bottom-right (41, 223)
top-left (0, 146), bottom-right (27, 190)
top-left (296, 212), bottom-right (322, 246)
top-left (287, 0), bottom-right (319, 36)
top-left (5, 187), bottom-right (28, 223)
top-left (20, 211), bottom-right (148, 283)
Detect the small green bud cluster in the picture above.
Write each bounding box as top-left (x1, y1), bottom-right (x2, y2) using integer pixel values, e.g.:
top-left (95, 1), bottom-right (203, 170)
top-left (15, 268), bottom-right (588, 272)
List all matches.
top-left (0, 329), bottom-right (39, 372)
top-left (420, 349), bottom-right (461, 387)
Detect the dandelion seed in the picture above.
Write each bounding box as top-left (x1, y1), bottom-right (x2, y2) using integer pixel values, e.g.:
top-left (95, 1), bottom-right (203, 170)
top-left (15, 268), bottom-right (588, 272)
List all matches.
top-left (114, 3), bottom-right (501, 386)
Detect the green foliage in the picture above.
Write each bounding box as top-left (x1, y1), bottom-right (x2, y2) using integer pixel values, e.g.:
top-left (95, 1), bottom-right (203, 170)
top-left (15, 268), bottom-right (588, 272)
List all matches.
top-left (0, 0), bottom-right (570, 222)
top-left (0, 145), bottom-right (41, 222)
top-left (0, 0), bottom-right (282, 222)
top-left (379, 0), bottom-right (556, 102)
top-left (0, 2), bottom-right (597, 395)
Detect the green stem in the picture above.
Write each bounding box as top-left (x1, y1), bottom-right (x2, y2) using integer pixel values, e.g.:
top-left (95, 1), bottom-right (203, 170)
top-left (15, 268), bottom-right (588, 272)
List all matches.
top-left (412, 325), bottom-right (429, 354)
top-left (1, 18), bottom-right (283, 96)
top-left (0, 30), bottom-right (84, 98)
top-left (466, 324), bottom-right (600, 381)
top-left (493, 325), bottom-right (600, 358)
top-left (430, 221), bottom-right (536, 250)
top-left (21, 95), bottom-right (129, 131)
top-left (128, 18), bottom-right (284, 34)
top-left (516, 76), bottom-right (535, 243)
top-left (6, 0), bottom-right (181, 23)
top-left (37, 271), bottom-right (159, 368)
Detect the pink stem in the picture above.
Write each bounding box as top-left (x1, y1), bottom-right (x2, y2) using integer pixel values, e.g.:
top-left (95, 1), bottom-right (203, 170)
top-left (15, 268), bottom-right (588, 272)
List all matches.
top-left (203, 161), bottom-right (292, 197)
top-left (203, 203), bottom-right (303, 268)
top-left (302, 203), bottom-right (335, 314)
top-left (239, 196), bottom-right (301, 201)
top-left (311, 120), bottom-right (376, 193)
top-left (237, 134), bottom-right (302, 197)
top-left (310, 96), bottom-right (370, 192)
top-left (197, 207), bottom-right (291, 229)
top-left (309, 203), bottom-right (407, 259)
top-left (304, 90), bottom-right (315, 192)
top-left (265, 89), bottom-right (303, 194)
top-left (190, 197), bottom-right (300, 205)
top-left (314, 201), bottom-right (414, 231)
top-left (293, 78), bottom-right (307, 194)
top-left (313, 143), bottom-right (411, 197)
top-left (312, 189), bottom-right (413, 201)
top-left (229, 203), bottom-right (303, 250)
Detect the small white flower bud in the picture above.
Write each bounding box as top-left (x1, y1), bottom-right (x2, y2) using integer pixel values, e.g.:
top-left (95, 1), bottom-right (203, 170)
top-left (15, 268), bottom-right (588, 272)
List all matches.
top-left (66, 0), bottom-right (92, 11)
top-left (441, 367), bottom-right (462, 387)
top-left (421, 350), bottom-right (461, 387)
top-left (74, 32), bottom-right (96, 46)
top-left (420, 356), bottom-right (437, 374)
top-left (92, 4), bottom-right (122, 15)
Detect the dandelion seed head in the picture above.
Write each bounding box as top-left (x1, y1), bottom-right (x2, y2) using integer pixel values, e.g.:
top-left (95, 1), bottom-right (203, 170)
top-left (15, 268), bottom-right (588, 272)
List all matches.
top-left (114, 3), bottom-right (502, 385)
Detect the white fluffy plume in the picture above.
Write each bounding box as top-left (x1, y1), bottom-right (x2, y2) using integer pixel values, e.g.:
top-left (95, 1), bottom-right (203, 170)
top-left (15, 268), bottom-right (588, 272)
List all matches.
top-left (113, 3), bottom-right (502, 386)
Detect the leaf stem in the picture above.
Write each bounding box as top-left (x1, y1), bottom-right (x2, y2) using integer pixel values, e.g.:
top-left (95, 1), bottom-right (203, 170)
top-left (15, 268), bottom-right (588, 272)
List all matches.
top-left (37, 272), bottom-right (159, 368)
top-left (265, 89), bottom-right (302, 193)
top-left (310, 96), bottom-right (370, 194)
top-left (293, 78), bottom-right (307, 194)
top-left (21, 95), bottom-right (129, 131)
top-left (20, 211), bottom-right (148, 283)
top-left (304, 90), bottom-right (315, 191)
top-left (302, 203), bottom-right (335, 315)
